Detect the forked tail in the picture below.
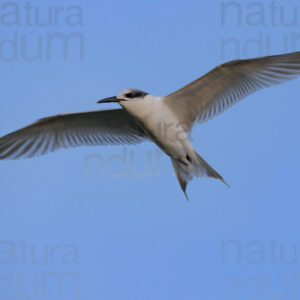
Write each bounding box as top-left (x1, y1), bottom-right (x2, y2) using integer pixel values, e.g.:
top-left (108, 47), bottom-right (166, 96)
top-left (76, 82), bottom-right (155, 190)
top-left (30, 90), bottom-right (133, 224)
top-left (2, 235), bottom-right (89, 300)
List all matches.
top-left (171, 151), bottom-right (229, 200)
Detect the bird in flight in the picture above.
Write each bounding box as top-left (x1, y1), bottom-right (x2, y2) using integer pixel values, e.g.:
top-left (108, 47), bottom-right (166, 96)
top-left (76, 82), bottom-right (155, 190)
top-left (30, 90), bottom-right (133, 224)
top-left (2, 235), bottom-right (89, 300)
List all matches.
top-left (1, 51), bottom-right (300, 199)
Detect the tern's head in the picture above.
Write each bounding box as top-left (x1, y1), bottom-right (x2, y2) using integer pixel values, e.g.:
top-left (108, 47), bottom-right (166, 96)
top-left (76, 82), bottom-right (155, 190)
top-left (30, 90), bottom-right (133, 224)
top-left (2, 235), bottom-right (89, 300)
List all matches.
top-left (97, 89), bottom-right (148, 104)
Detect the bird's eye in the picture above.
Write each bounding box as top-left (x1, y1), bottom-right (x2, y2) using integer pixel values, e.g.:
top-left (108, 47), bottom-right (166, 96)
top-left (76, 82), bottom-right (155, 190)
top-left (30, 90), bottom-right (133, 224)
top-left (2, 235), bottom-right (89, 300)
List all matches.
top-left (125, 93), bottom-right (134, 98)
top-left (125, 91), bottom-right (144, 98)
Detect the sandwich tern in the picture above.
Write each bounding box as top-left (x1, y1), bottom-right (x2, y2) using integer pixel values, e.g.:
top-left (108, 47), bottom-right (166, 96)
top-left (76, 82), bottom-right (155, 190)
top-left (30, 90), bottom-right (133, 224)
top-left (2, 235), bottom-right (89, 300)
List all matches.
top-left (1, 51), bottom-right (300, 199)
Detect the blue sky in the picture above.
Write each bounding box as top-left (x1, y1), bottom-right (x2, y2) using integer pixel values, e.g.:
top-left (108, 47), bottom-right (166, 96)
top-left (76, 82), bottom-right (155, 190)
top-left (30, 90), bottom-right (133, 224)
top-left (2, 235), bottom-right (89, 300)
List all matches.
top-left (0, 1), bottom-right (300, 299)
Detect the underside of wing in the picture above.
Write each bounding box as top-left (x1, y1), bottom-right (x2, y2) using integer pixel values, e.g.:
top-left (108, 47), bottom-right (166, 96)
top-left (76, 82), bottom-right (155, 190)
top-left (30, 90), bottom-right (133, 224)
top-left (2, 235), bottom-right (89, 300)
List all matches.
top-left (0, 109), bottom-right (147, 159)
top-left (163, 51), bottom-right (300, 130)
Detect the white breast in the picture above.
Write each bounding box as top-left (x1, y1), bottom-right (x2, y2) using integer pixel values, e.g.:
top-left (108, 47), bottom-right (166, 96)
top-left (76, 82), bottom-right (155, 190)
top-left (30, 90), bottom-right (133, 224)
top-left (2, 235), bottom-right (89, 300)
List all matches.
top-left (122, 95), bottom-right (192, 157)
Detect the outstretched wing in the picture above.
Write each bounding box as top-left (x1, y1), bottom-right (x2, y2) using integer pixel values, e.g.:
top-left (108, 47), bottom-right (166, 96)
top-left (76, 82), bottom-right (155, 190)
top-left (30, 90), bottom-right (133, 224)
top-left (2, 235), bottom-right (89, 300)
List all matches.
top-left (0, 109), bottom-right (147, 159)
top-left (163, 51), bottom-right (300, 131)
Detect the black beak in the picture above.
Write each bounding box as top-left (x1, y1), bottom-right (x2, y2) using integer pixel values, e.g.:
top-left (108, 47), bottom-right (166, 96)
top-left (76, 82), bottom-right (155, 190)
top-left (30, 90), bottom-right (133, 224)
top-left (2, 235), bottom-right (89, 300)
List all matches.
top-left (97, 96), bottom-right (119, 104)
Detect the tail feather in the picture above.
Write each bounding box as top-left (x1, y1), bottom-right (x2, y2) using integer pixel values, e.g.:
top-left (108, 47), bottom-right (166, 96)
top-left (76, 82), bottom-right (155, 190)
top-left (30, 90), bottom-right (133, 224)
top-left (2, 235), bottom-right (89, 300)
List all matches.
top-left (194, 152), bottom-right (230, 188)
top-left (171, 159), bottom-right (189, 201)
top-left (171, 151), bottom-right (229, 200)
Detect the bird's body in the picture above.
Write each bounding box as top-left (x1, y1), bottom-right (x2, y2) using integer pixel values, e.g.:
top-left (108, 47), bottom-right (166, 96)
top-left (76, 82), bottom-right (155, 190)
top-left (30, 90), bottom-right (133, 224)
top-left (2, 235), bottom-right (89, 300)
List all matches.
top-left (121, 94), bottom-right (190, 159)
top-left (1, 51), bottom-right (300, 199)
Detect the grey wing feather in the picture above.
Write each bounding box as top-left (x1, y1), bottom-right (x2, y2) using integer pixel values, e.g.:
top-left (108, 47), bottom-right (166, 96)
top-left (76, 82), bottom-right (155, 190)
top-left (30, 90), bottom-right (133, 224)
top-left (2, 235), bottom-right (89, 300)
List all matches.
top-left (0, 109), bottom-right (147, 159)
top-left (163, 51), bottom-right (300, 130)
